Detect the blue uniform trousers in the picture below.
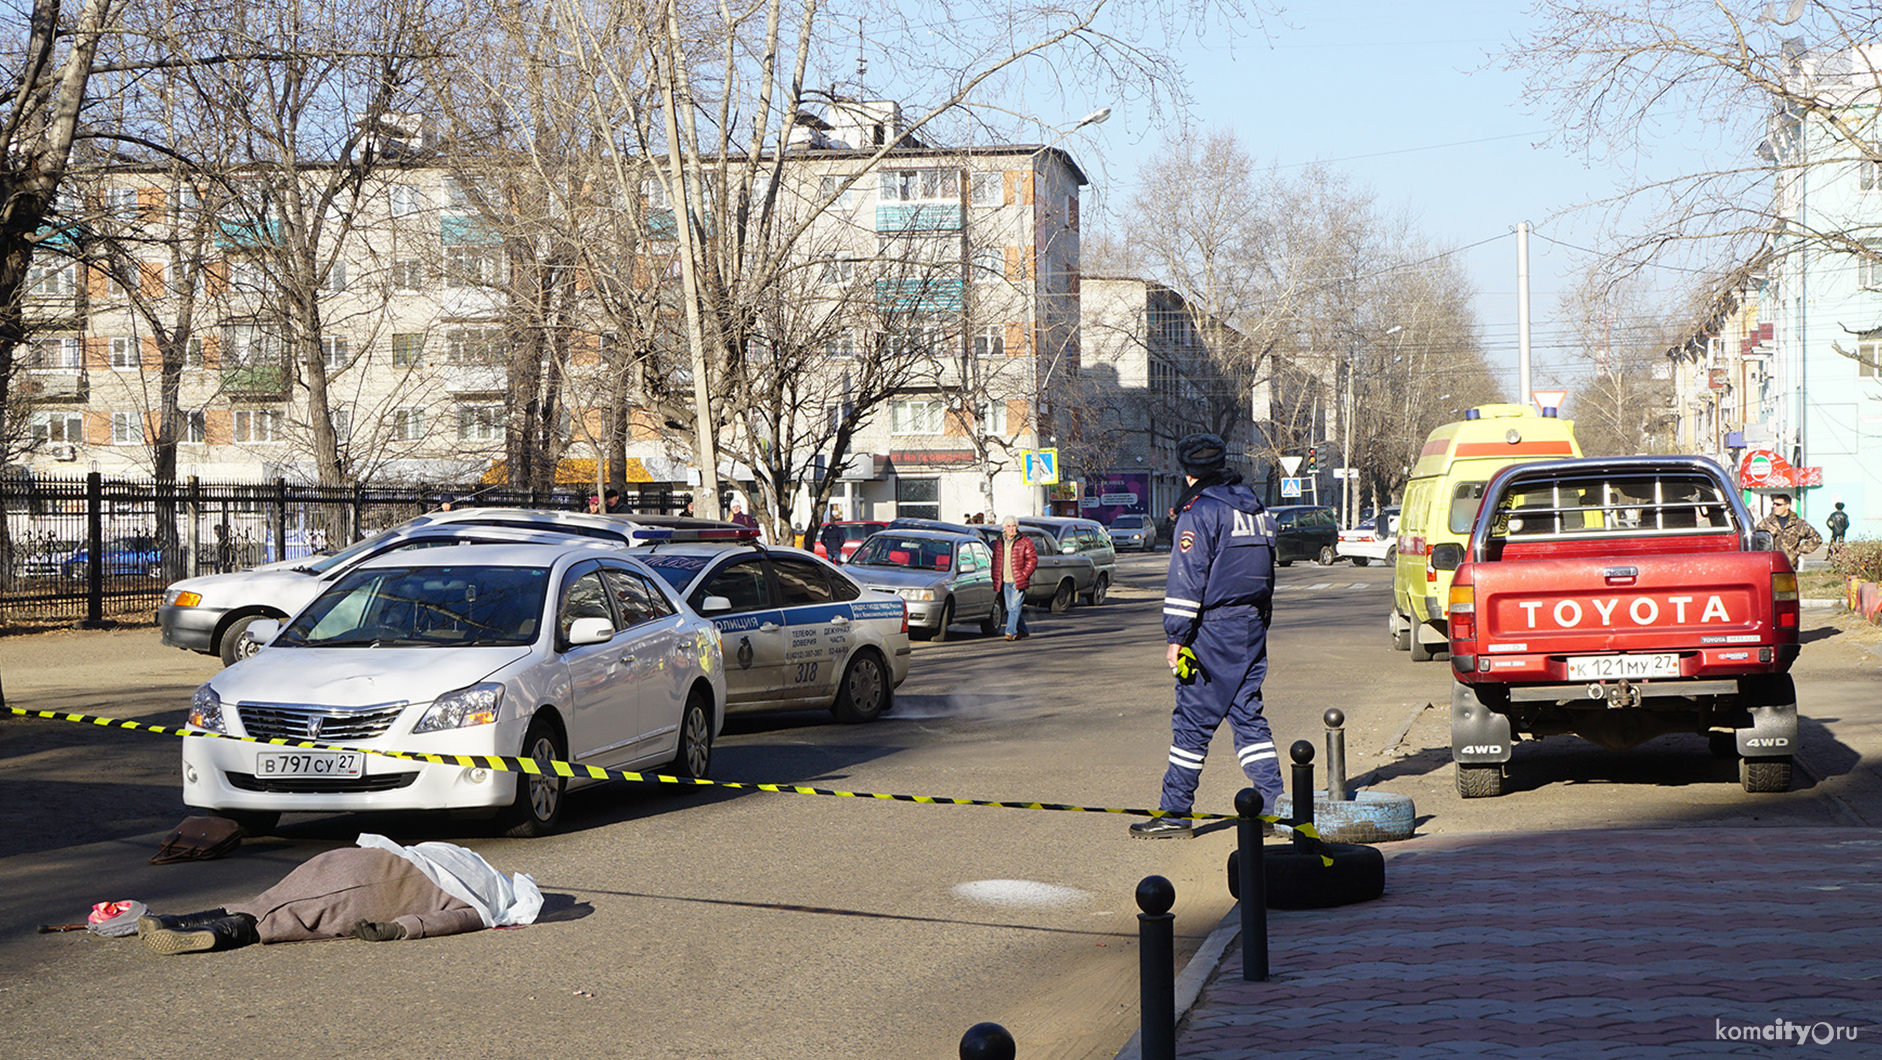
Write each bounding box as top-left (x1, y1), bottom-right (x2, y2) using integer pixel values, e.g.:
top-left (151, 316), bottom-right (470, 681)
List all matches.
top-left (1160, 609), bottom-right (1283, 812)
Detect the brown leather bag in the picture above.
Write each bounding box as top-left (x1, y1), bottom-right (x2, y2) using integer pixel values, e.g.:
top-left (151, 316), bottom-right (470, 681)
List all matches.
top-left (150, 816), bottom-right (243, 865)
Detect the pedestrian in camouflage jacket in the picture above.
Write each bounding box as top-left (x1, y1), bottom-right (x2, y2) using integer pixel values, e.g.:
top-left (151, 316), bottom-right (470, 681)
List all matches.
top-left (1755, 493), bottom-right (1822, 569)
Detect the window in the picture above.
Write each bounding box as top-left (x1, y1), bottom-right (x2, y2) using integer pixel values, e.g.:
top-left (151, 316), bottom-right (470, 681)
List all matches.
top-left (819, 258), bottom-right (857, 285)
top-left (1863, 145), bottom-right (1882, 191)
top-left (601, 568), bottom-right (675, 627)
top-left (444, 176), bottom-right (484, 209)
top-left (393, 408), bottom-right (425, 441)
top-left (111, 412), bottom-right (138, 445)
top-left (230, 257), bottom-right (266, 291)
top-left (973, 324), bottom-right (1004, 358)
top-left (771, 558), bottom-right (834, 606)
top-left (101, 187), bottom-right (139, 219)
top-left (445, 327), bottom-right (503, 364)
top-left (110, 337), bottom-right (139, 369)
top-left (895, 477), bottom-right (940, 520)
top-left (695, 559), bottom-right (771, 613)
top-left (970, 171), bottom-right (1002, 206)
top-left (557, 570), bottom-right (613, 642)
top-left (186, 337), bottom-right (206, 367)
top-left (28, 337), bottom-right (81, 369)
top-left (391, 332), bottom-right (424, 366)
top-left (320, 336), bottom-right (349, 368)
top-left (185, 410), bottom-right (206, 443)
top-left (1448, 481), bottom-right (1487, 535)
top-left (457, 404), bottom-right (504, 441)
top-left (173, 184), bottom-right (201, 220)
top-left (819, 174), bottom-right (856, 208)
top-left (445, 245), bottom-right (504, 287)
top-left (880, 168), bottom-right (960, 202)
top-left (31, 411), bottom-right (83, 444)
top-left (392, 259), bottom-right (424, 290)
top-left (1859, 340), bottom-right (1881, 378)
top-left (233, 408), bottom-right (284, 442)
top-left (979, 399), bottom-right (1008, 435)
top-left (890, 397), bottom-right (945, 434)
top-left (26, 261), bottom-right (75, 297)
top-left (972, 246), bottom-right (1002, 282)
top-left (823, 331), bottom-right (856, 359)
top-left (390, 184), bottom-right (422, 216)
top-left (322, 260), bottom-right (347, 292)
top-left (1861, 243), bottom-right (1882, 289)
top-left (642, 178), bottom-right (670, 210)
top-left (330, 407), bottom-right (352, 442)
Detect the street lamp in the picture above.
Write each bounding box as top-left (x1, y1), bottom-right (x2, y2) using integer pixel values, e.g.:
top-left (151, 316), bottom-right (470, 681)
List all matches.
top-left (1343, 324), bottom-right (1402, 529)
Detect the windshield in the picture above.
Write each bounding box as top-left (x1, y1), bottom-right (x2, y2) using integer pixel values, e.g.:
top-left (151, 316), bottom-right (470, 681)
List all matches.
top-left (278, 565), bottom-right (549, 648)
top-left (849, 536), bottom-right (955, 571)
top-left (1111, 516), bottom-right (1145, 529)
top-left (300, 527), bottom-right (405, 574)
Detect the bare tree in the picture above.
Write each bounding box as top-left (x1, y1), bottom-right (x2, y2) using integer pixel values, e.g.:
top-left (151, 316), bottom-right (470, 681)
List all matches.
top-left (1555, 266), bottom-right (1687, 456)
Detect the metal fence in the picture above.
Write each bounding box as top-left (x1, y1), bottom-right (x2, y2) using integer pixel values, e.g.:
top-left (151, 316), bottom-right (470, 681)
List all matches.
top-left (0, 474), bottom-right (688, 627)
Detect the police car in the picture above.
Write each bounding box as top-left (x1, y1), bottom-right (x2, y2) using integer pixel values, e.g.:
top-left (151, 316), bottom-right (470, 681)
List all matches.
top-left (630, 528), bottom-right (911, 722)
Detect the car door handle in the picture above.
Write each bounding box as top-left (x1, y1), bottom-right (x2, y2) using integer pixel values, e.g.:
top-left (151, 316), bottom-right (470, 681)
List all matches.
top-left (759, 622), bottom-right (780, 632)
top-left (830, 616), bottom-right (850, 626)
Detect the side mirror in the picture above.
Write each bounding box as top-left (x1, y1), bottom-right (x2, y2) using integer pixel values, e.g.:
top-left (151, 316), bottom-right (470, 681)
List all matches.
top-left (1429, 542), bottom-right (1465, 571)
top-left (1752, 530), bottom-right (1775, 552)
top-left (566, 616), bottom-right (615, 646)
top-left (245, 618), bottom-right (282, 648)
top-left (1061, 542), bottom-right (1079, 554)
top-left (697, 595), bottom-right (732, 615)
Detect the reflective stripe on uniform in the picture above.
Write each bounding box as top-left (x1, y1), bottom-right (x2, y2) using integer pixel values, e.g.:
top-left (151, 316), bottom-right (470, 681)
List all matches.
top-left (1238, 742), bottom-right (1276, 765)
top-left (1168, 746), bottom-right (1206, 771)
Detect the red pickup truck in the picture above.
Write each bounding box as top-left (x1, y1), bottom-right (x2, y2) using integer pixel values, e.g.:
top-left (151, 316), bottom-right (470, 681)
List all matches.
top-left (1446, 456), bottom-right (1801, 798)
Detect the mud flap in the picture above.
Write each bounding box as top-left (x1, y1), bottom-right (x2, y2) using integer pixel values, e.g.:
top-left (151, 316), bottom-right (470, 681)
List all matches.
top-left (1451, 681), bottom-right (1513, 764)
top-left (1736, 702), bottom-right (1798, 757)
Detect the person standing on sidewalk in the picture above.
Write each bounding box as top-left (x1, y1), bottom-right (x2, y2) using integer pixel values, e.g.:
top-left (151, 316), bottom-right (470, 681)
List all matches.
top-left (1133, 433), bottom-right (1283, 839)
top-left (992, 516), bottom-right (1036, 641)
top-left (1756, 493), bottom-right (1822, 569)
top-left (1826, 502), bottom-right (1850, 547)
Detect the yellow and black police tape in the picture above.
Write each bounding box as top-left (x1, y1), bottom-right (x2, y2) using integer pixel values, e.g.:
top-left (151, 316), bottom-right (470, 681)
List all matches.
top-left (4, 705), bottom-right (1333, 865)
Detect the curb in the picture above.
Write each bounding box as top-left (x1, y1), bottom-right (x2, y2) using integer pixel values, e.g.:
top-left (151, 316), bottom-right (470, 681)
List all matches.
top-left (1111, 906), bottom-right (1244, 1060)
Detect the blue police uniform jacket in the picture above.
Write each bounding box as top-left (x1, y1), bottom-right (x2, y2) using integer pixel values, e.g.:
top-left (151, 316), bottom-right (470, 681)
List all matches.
top-left (1163, 483), bottom-right (1276, 643)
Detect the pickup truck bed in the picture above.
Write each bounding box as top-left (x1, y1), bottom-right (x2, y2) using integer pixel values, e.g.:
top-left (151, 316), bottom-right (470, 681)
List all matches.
top-left (1446, 456), bottom-right (1800, 797)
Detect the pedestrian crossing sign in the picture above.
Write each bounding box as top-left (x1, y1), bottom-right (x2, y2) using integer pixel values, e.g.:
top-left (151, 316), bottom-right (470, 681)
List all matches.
top-left (1281, 477), bottom-right (1302, 498)
top-left (1023, 449), bottom-right (1060, 486)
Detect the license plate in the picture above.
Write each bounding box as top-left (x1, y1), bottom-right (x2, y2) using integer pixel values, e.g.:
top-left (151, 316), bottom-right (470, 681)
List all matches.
top-left (255, 751), bottom-right (363, 778)
top-left (1566, 654), bottom-right (1679, 681)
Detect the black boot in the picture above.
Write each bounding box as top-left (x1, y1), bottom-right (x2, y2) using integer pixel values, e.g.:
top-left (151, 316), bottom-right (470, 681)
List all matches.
top-left (143, 913), bottom-right (259, 956)
top-left (136, 908), bottom-right (231, 937)
top-left (1129, 816), bottom-right (1194, 839)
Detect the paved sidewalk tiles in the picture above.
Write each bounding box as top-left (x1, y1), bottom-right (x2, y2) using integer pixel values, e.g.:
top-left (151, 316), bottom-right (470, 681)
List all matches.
top-left (1176, 828), bottom-right (1882, 1058)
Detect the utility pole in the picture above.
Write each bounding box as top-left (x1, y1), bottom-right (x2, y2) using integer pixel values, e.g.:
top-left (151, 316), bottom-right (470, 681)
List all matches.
top-left (1517, 221), bottom-right (1532, 404)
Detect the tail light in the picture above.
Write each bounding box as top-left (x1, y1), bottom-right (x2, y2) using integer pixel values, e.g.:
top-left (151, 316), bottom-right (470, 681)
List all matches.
top-left (1773, 571), bottom-right (1799, 629)
top-left (899, 600), bottom-right (909, 634)
top-left (1448, 578), bottom-right (1476, 641)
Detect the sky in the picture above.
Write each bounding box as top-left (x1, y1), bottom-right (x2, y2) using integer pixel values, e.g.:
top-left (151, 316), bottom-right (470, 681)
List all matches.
top-left (1059, 0), bottom-right (1706, 409)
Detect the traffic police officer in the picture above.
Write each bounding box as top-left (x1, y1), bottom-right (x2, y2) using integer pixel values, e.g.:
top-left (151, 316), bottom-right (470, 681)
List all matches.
top-left (1131, 433), bottom-right (1283, 838)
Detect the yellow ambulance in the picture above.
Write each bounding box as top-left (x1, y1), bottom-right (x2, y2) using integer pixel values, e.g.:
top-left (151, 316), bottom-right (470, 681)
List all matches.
top-left (1390, 403), bottom-right (1580, 661)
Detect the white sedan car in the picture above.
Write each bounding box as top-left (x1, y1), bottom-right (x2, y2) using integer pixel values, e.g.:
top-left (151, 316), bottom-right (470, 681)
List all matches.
top-left (630, 530), bottom-right (911, 722)
top-left (181, 542), bottom-right (725, 837)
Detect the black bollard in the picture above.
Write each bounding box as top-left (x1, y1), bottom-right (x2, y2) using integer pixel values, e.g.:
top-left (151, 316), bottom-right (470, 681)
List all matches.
top-left (1235, 788), bottom-right (1268, 982)
top-left (959, 1022), bottom-right (1016, 1060)
top-left (1137, 874), bottom-right (1176, 1060)
top-left (1325, 708), bottom-right (1349, 801)
top-left (1290, 740), bottom-right (1316, 852)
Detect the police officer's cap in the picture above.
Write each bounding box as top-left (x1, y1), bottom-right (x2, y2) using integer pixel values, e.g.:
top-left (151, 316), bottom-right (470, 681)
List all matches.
top-left (1177, 433), bottom-right (1228, 476)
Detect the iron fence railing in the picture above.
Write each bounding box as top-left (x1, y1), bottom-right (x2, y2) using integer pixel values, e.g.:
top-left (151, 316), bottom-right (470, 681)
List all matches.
top-left (0, 474), bottom-right (688, 627)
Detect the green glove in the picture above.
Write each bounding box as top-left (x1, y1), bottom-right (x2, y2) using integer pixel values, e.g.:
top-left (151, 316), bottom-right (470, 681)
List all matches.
top-left (1172, 646), bottom-right (1203, 684)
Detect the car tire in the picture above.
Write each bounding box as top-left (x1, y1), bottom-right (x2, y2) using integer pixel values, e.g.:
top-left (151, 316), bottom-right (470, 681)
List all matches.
top-left (1741, 756), bottom-right (1792, 793)
top-left (224, 810), bottom-right (281, 836)
top-left (501, 717), bottom-right (567, 838)
top-left (1352, 556), bottom-right (1369, 567)
top-left (1049, 579), bottom-right (1075, 614)
top-left (218, 614), bottom-right (269, 667)
top-left (1392, 617), bottom-right (1411, 652)
top-left (1456, 763), bottom-right (1507, 798)
top-left (980, 595), bottom-right (1004, 637)
top-left (669, 689), bottom-right (713, 780)
top-left (1277, 558), bottom-right (1293, 567)
top-left (1229, 843), bottom-right (1386, 909)
top-left (831, 650), bottom-right (890, 723)
top-left (1087, 575), bottom-right (1109, 606)
top-left (931, 599), bottom-right (954, 642)
top-left (1385, 546), bottom-right (1397, 564)
top-left (1316, 545), bottom-right (1336, 566)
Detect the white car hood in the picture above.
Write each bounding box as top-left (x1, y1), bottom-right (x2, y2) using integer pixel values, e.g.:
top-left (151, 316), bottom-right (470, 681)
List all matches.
top-left (212, 645), bottom-right (532, 707)
top-left (170, 567), bottom-right (321, 609)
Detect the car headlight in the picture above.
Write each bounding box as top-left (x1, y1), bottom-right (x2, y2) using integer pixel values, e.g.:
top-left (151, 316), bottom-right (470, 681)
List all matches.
top-left (188, 684), bottom-right (225, 732)
top-left (167, 590), bottom-right (202, 607)
top-left (413, 682), bottom-right (505, 734)
top-left (898, 588), bottom-right (937, 601)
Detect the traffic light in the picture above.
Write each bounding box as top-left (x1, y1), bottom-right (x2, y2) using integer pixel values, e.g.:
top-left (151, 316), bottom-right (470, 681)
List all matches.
top-left (1307, 446), bottom-right (1318, 472)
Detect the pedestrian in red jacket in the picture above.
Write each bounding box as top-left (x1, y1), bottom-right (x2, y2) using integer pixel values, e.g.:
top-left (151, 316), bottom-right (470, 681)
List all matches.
top-left (993, 516), bottom-right (1037, 640)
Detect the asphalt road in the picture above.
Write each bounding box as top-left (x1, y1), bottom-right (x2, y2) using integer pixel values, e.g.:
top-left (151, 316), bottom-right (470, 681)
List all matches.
top-left (1, 552), bottom-right (1877, 1060)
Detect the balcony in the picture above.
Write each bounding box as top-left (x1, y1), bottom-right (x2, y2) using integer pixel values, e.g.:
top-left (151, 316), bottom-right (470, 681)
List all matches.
top-left (21, 372), bottom-right (87, 402)
top-left (441, 364), bottom-right (507, 394)
top-left (875, 204), bottom-right (962, 233)
top-left (222, 363), bottom-right (289, 397)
